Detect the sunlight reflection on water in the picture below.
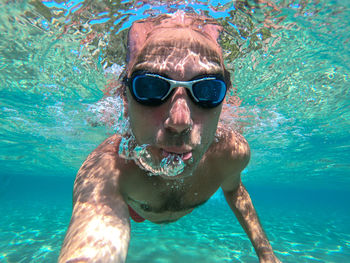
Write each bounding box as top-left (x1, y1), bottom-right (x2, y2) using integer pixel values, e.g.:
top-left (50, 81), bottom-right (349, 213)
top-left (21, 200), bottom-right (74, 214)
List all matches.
top-left (0, 0), bottom-right (349, 185)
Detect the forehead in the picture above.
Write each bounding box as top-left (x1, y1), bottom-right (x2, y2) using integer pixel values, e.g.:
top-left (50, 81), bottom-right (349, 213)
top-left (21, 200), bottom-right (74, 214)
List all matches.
top-left (128, 28), bottom-right (224, 80)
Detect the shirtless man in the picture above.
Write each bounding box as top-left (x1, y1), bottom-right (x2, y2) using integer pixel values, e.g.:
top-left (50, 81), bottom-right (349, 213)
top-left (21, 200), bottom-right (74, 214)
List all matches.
top-left (59, 12), bottom-right (280, 263)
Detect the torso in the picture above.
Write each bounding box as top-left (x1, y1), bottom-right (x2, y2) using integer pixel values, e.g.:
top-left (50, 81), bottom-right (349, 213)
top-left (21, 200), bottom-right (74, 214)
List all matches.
top-left (91, 128), bottom-right (249, 224)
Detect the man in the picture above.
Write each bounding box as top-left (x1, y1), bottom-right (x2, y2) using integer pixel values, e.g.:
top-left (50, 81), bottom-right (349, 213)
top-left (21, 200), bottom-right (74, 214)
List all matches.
top-left (59, 12), bottom-right (280, 263)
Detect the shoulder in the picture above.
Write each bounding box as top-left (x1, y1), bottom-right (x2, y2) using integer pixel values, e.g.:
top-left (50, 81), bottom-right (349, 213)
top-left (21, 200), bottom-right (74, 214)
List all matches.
top-left (80, 134), bottom-right (122, 167)
top-left (93, 134), bottom-right (121, 156)
top-left (73, 134), bottom-right (123, 203)
top-left (79, 134), bottom-right (124, 173)
top-left (211, 127), bottom-right (250, 192)
top-left (216, 126), bottom-right (250, 167)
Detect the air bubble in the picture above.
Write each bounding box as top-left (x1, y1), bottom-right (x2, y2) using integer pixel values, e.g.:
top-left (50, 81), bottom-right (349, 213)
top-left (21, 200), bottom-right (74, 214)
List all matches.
top-left (118, 135), bottom-right (189, 177)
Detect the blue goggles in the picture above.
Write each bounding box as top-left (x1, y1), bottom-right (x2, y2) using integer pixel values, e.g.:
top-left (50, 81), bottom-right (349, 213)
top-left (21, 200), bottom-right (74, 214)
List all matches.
top-left (127, 72), bottom-right (227, 108)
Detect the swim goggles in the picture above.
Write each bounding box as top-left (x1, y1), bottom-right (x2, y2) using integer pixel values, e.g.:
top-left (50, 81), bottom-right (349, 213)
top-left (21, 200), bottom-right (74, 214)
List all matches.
top-left (126, 72), bottom-right (227, 108)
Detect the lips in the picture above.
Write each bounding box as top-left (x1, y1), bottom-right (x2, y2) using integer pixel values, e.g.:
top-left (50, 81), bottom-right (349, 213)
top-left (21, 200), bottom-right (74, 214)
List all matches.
top-left (162, 148), bottom-right (193, 161)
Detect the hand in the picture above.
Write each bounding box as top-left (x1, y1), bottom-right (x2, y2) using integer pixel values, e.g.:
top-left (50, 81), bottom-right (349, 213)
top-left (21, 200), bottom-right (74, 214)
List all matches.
top-left (259, 253), bottom-right (282, 263)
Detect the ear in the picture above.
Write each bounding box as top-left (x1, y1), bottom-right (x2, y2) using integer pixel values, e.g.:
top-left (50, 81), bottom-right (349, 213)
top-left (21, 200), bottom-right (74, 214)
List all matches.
top-left (121, 83), bottom-right (129, 119)
top-left (123, 97), bottom-right (129, 119)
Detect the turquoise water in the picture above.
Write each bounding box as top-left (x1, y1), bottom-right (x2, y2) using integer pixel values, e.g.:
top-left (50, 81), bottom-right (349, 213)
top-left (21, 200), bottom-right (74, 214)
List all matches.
top-left (1, 0), bottom-right (349, 262)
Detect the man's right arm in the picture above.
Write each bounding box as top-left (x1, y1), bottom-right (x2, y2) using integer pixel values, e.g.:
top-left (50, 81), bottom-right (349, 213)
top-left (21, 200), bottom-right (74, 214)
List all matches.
top-left (58, 150), bottom-right (130, 263)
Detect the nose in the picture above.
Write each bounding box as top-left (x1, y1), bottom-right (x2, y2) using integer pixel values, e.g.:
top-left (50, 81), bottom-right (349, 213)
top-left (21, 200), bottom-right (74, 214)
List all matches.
top-left (164, 88), bottom-right (193, 134)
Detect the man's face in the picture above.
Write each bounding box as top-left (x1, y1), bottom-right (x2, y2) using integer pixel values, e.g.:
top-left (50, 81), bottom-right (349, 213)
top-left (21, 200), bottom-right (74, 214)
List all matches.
top-left (125, 28), bottom-right (226, 178)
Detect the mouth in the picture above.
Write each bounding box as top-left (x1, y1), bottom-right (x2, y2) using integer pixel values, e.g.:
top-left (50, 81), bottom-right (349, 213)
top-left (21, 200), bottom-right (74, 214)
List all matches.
top-left (161, 148), bottom-right (193, 161)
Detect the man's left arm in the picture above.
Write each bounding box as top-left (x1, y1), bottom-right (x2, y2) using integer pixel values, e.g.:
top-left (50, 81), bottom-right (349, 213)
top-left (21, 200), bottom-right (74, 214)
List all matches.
top-left (222, 180), bottom-right (281, 263)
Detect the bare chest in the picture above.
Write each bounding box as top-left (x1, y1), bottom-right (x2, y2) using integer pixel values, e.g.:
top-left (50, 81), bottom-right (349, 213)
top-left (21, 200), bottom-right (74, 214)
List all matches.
top-left (121, 161), bottom-right (226, 223)
top-left (126, 184), bottom-right (216, 223)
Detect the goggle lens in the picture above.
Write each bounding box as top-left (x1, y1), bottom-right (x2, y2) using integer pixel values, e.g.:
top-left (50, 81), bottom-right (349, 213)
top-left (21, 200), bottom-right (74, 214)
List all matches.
top-left (192, 79), bottom-right (226, 107)
top-left (132, 75), bottom-right (169, 104)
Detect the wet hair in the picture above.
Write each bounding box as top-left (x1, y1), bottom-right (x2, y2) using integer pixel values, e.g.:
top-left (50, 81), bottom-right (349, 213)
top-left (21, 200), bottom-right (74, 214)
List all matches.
top-left (126, 13), bottom-right (224, 66)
